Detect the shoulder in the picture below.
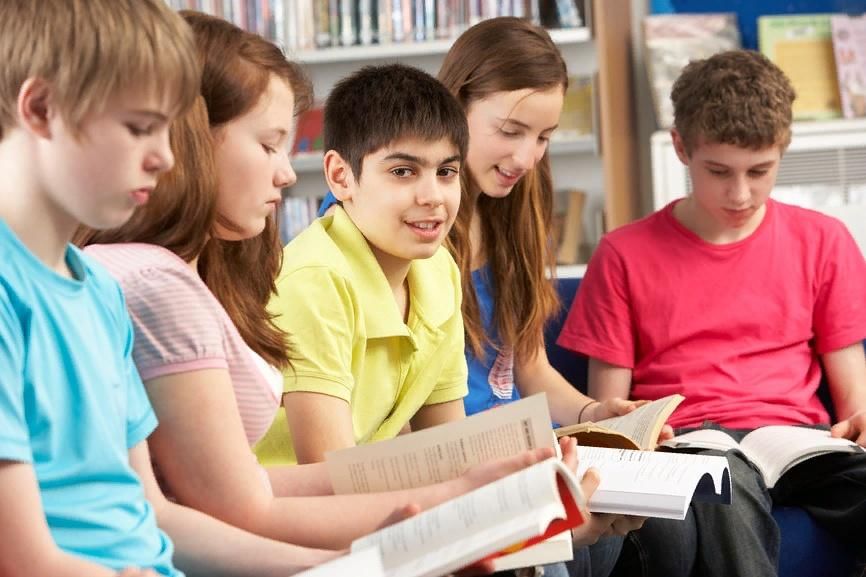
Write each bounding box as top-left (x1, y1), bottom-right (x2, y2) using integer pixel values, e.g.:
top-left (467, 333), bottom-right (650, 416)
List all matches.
top-left (279, 218), bottom-right (352, 281)
top-left (602, 207), bottom-right (669, 251)
top-left (770, 201), bottom-right (856, 256)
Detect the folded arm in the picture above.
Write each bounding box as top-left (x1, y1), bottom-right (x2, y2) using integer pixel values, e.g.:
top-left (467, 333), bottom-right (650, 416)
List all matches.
top-left (824, 342), bottom-right (866, 446)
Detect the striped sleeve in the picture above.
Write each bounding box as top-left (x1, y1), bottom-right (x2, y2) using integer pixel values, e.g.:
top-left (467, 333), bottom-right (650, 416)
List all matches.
top-left (120, 266), bottom-right (229, 381)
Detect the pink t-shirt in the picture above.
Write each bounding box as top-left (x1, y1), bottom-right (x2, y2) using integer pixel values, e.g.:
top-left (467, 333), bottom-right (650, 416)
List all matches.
top-left (85, 243), bottom-right (281, 446)
top-left (558, 199), bottom-right (866, 429)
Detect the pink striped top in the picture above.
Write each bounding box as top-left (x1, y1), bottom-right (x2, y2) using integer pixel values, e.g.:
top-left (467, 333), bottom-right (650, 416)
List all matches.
top-left (85, 243), bottom-right (281, 447)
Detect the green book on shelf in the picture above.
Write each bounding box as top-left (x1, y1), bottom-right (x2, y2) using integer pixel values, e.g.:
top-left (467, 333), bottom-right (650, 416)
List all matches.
top-left (758, 14), bottom-right (842, 120)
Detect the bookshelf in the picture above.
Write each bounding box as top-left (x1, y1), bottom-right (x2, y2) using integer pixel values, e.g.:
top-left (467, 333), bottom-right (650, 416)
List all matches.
top-left (286, 0), bottom-right (640, 253)
top-left (166, 0), bottom-right (640, 259)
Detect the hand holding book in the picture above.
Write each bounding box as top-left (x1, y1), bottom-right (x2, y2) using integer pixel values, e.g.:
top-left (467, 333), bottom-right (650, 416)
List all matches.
top-left (830, 408), bottom-right (866, 447)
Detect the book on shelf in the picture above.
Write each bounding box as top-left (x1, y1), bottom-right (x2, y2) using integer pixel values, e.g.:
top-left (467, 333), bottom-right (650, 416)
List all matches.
top-left (553, 189), bottom-right (586, 265)
top-left (555, 394), bottom-right (684, 451)
top-left (349, 456), bottom-right (588, 577)
top-left (758, 14), bottom-right (842, 120)
top-left (660, 425), bottom-right (865, 489)
top-left (292, 106), bottom-right (325, 156)
top-left (169, 1), bottom-right (586, 53)
top-left (327, 392), bottom-right (730, 528)
top-left (296, 547), bottom-right (385, 577)
top-left (831, 14), bottom-right (866, 118)
top-left (279, 196), bottom-right (322, 244)
top-left (642, 13), bottom-right (741, 128)
top-left (558, 75), bottom-right (594, 140)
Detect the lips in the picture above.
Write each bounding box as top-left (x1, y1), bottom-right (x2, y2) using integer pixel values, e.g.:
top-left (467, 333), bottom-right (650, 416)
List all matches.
top-left (130, 187), bottom-right (152, 206)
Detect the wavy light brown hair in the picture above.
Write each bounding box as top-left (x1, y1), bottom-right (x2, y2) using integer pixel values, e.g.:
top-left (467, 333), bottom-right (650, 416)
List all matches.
top-left (440, 17), bottom-right (568, 362)
top-left (79, 12), bottom-right (312, 369)
top-left (0, 0), bottom-right (199, 141)
top-left (672, 50), bottom-right (796, 155)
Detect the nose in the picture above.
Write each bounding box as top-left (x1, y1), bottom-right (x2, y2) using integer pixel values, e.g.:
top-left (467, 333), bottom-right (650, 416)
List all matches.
top-left (728, 174), bottom-right (750, 205)
top-left (144, 129), bottom-right (174, 175)
top-left (512, 137), bottom-right (539, 171)
top-left (415, 174), bottom-right (445, 207)
top-left (274, 152), bottom-right (297, 189)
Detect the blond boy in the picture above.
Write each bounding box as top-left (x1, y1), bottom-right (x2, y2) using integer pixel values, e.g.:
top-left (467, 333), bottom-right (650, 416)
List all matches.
top-left (0, 1), bottom-right (337, 575)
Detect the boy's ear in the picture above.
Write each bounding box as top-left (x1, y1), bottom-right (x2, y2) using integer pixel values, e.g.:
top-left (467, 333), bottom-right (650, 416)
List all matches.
top-left (323, 149), bottom-right (355, 202)
top-left (17, 78), bottom-right (54, 139)
top-left (671, 129), bottom-right (691, 166)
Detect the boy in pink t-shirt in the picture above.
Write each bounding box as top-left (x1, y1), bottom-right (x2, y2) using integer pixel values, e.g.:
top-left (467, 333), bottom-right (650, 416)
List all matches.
top-left (558, 50), bottom-right (866, 575)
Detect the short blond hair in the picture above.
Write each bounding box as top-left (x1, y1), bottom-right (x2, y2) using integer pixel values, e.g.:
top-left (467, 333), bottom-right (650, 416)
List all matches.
top-left (0, 0), bottom-right (201, 140)
top-left (672, 50), bottom-right (796, 155)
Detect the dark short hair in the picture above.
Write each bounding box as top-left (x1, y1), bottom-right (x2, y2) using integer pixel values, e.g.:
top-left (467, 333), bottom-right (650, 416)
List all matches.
top-left (324, 63), bottom-right (468, 179)
top-left (672, 50), bottom-right (796, 154)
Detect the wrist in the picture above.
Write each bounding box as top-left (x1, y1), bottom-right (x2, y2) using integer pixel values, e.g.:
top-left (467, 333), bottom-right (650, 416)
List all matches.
top-left (578, 400), bottom-right (600, 424)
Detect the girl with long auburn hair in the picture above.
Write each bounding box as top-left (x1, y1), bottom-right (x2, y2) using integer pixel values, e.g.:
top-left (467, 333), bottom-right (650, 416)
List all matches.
top-left (440, 18), bottom-right (652, 577)
top-left (76, 11), bottom-right (555, 557)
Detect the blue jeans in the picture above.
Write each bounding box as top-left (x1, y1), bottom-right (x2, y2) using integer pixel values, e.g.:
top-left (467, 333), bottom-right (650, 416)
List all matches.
top-left (620, 425), bottom-right (866, 577)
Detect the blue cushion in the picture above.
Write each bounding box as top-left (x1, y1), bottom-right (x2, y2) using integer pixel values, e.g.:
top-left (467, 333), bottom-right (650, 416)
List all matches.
top-left (544, 275), bottom-right (858, 576)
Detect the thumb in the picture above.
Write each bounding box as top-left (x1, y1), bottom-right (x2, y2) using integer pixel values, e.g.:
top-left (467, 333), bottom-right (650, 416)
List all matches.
top-left (831, 420), bottom-right (851, 439)
top-left (580, 467), bottom-right (601, 501)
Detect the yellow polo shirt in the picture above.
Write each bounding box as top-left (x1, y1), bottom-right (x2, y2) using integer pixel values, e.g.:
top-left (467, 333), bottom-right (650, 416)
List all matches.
top-left (254, 207), bottom-right (468, 465)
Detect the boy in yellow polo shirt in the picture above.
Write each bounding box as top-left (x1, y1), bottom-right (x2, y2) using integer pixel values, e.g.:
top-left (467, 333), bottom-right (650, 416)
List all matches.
top-left (256, 64), bottom-right (469, 465)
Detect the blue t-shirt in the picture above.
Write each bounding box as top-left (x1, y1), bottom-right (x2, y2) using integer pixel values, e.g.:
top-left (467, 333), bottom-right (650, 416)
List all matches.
top-left (464, 266), bottom-right (521, 416)
top-left (0, 220), bottom-right (179, 575)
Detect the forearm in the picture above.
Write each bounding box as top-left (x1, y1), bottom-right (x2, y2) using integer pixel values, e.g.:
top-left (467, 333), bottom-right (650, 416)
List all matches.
top-left (587, 358), bottom-right (632, 401)
top-left (262, 479), bottom-right (462, 549)
top-left (267, 462), bottom-right (334, 497)
top-left (517, 363), bottom-right (592, 425)
top-left (158, 500), bottom-right (339, 577)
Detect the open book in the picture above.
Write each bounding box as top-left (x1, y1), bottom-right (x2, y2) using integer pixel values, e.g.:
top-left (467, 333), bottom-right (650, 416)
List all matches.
top-left (555, 394), bottom-right (684, 450)
top-left (660, 425), bottom-right (865, 488)
top-left (348, 457), bottom-right (587, 577)
top-left (575, 446), bottom-right (730, 519)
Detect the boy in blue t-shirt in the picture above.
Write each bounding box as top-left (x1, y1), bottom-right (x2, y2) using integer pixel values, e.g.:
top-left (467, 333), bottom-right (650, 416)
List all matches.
top-left (0, 1), bottom-right (338, 575)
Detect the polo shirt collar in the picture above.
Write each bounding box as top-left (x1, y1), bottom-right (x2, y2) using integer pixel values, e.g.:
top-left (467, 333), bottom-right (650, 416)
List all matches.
top-left (326, 207), bottom-right (455, 340)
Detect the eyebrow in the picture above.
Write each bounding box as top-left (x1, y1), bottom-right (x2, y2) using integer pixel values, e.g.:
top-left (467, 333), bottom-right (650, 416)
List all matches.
top-left (263, 128), bottom-right (290, 139)
top-left (382, 152), bottom-right (462, 166)
top-left (705, 160), bottom-right (776, 169)
top-left (129, 110), bottom-right (170, 122)
top-left (496, 117), bottom-right (559, 132)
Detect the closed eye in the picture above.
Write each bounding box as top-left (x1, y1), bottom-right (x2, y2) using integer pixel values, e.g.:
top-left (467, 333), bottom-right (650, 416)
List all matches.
top-left (126, 123), bottom-right (152, 137)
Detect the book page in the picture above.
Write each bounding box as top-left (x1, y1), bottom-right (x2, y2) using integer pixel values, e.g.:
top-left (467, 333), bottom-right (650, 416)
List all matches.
top-left (296, 547), bottom-right (385, 577)
top-left (562, 394), bottom-right (683, 450)
top-left (659, 428), bottom-right (741, 452)
top-left (327, 394), bottom-right (554, 494)
top-left (350, 458), bottom-right (565, 577)
top-left (575, 446), bottom-right (731, 519)
top-left (740, 426), bottom-right (865, 489)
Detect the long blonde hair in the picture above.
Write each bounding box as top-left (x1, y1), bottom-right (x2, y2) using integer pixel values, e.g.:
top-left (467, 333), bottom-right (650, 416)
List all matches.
top-left (440, 17), bottom-right (568, 363)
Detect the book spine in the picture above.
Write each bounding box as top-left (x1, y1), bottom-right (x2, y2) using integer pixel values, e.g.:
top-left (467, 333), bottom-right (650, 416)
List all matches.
top-left (358, 0), bottom-right (374, 45)
top-left (378, 0), bottom-right (393, 44)
top-left (340, 0), bottom-right (356, 45)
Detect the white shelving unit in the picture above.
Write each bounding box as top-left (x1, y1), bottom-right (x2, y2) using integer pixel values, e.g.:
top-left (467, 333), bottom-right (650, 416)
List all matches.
top-left (286, 25), bottom-right (605, 249)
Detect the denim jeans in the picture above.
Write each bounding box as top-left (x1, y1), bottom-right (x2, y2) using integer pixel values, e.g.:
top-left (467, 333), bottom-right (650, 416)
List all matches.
top-left (618, 424), bottom-right (866, 577)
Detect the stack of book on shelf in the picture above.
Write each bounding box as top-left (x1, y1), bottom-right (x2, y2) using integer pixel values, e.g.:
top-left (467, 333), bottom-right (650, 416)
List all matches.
top-left (642, 13), bottom-right (741, 128)
top-left (324, 394), bottom-right (734, 574)
top-left (165, 0), bottom-right (585, 53)
top-left (278, 196), bottom-right (322, 244)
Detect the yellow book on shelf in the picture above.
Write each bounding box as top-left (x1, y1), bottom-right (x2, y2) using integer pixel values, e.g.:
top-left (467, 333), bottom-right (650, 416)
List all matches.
top-left (758, 14), bottom-right (842, 120)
